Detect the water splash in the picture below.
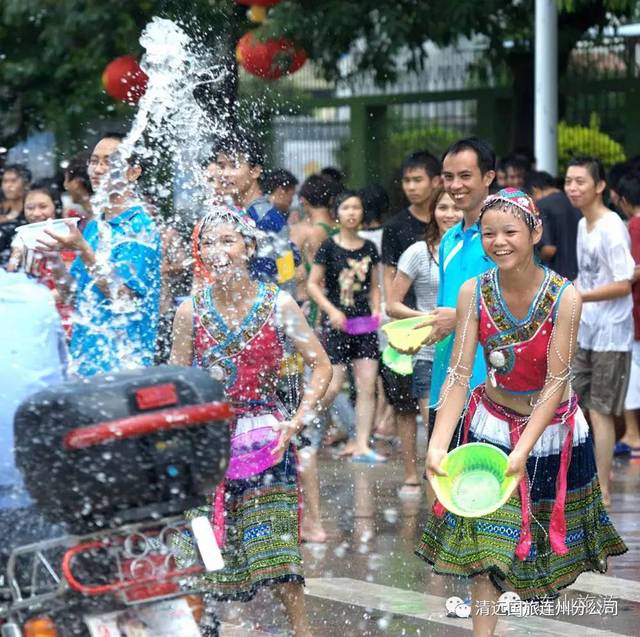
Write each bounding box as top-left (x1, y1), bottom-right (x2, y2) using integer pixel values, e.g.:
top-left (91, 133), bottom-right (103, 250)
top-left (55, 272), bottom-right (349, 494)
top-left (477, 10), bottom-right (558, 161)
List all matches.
top-left (95, 17), bottom-right (231, 216)
top-left (72, 17), bottom-right (233, 372)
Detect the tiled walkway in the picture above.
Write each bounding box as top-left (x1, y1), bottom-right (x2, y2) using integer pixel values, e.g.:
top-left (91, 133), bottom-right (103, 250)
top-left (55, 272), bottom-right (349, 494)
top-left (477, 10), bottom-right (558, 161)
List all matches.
top-left (216, 451), bottom-right (640, 636)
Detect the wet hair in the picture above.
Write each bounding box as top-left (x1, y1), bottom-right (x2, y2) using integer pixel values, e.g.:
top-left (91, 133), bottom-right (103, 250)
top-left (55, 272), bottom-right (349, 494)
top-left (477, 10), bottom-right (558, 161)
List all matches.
top-left (25, 180), bottom-right (63, 218)
top-left (2, 163), bottom-right (32, 185)
top-left (64, 153), bottom-right (92, 193)
top-left (503, 152), bottom-right (532, 175)
top-left (299, 174), bottom-right (339, 208)
top-left (524, 170), bottom-right (556, 193)
top-left (401, 150), bottom-right (441, 179)
top-left (443, 137), bottom-right (496, 176)
top-left (320, 166), bottom-right (345, 186)
top-left (197, 206), bottom-right (260, 241)
top-left (608, 162), bottom-right (630, 193)
top-left (212, 133), bottom-right (264, 167)
top-left (567, 155), bottom-right (606, 184)
top-left (263, 169), bottom-right (298, 193)
top-left (359, 182), bottom-right (389, 227)
top-left (332, 189), bottom-right (362, 220)
top-left (424, 185), bottom-right (450, 253)
top-left (92, 132), bottom-right (145, 172)
top-left (618, 169), bottom-right (640, 207)
top-left (100, 131), bottom-right (126, 143)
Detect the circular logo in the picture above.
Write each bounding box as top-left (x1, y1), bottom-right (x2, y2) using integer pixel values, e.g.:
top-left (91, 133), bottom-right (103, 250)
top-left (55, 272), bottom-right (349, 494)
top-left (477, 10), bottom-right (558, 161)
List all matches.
top-left (445, 596), bottom-right (471, 618)
top-left (497, 591), bottom-right (521, 614)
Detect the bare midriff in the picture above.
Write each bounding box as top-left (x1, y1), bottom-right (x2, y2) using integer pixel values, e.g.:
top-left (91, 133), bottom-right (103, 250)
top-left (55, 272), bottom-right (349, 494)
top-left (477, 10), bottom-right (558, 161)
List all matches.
top-left (484, 381), bottom-right (573, 416)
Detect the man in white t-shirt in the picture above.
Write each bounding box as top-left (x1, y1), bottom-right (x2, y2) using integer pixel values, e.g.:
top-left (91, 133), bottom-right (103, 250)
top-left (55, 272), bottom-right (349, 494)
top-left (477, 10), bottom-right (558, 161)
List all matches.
top-left (566, 156), bottom-right (635, 507)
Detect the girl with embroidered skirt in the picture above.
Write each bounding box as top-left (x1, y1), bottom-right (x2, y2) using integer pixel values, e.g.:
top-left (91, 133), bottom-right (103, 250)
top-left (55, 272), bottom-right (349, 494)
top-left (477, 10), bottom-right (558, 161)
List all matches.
top-left (171, 206), bottom-right (331, 637)
top-left (416, 188), bottom-right (627, 636)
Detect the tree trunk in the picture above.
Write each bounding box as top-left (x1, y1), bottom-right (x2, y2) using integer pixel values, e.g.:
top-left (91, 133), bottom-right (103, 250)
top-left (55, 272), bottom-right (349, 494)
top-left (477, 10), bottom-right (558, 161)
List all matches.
top-left (194, 15), bottom-right (240, 132)
top-left (162, 0), bottom-right (242, 133)
top-left (502, 1), bottom-right (609, 156)
top-left (506, 50), bottom-right (535, 152)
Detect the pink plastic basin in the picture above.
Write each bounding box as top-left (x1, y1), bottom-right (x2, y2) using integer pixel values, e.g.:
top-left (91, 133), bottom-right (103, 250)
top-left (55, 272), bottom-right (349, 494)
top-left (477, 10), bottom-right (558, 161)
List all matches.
top-left (226, 426), bottom-right (281, 479)
top-left (345, 315), bottom-right (380, 335)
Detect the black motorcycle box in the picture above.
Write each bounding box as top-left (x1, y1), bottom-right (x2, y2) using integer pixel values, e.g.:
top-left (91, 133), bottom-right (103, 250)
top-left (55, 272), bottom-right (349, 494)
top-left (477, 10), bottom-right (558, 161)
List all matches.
top-left (14, 365), bottom-right (231, 532)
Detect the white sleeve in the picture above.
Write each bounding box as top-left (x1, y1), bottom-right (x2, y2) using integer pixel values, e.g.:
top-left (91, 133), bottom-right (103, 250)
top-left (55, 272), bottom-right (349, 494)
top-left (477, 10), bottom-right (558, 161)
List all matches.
top-left (397, 242), bottom-right (424, 280)
top-left (605, 222), bottom-right (635, 282)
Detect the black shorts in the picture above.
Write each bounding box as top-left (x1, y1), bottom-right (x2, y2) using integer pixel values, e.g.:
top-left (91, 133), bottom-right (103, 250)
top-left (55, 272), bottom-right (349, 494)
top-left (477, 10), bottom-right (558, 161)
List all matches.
top-left (325, 328), bottom-right (379, 365)
top-left (380, 359), bottom-right (419, 415)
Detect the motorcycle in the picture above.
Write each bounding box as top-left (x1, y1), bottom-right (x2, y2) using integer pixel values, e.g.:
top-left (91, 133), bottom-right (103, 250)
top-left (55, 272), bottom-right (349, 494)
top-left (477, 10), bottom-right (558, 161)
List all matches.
top-left (1, 366), bottom-right (231, 637)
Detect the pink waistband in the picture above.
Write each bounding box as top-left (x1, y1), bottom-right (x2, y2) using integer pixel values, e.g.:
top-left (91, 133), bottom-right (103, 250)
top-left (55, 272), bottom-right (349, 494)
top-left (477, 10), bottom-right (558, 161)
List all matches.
top-left (433, 386), bottom-right (577, 560)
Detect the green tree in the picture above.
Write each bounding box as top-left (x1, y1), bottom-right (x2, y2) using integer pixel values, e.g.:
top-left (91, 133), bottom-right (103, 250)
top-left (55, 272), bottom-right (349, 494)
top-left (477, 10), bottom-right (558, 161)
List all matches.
top-left (558, 113), bottom-right (626, 174)
top-left (0, 0), bottom-right (245, 151)
top-left (2, 1), bottom-right (639, 152)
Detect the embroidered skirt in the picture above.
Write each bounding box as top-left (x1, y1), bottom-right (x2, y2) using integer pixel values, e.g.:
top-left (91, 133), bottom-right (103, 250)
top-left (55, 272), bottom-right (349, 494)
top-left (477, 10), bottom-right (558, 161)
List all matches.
top-left (415, 387), bottom-right (627, 600)
top-left (180, 446), bottom-right (304, 601)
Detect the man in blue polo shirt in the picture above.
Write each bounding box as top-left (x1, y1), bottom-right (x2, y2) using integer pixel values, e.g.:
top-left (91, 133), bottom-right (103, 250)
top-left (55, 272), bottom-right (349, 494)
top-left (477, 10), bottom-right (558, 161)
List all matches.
top-left (43, 133), bottom-right (161, 377)
top-left (425, 138), bottom-right (496, 416)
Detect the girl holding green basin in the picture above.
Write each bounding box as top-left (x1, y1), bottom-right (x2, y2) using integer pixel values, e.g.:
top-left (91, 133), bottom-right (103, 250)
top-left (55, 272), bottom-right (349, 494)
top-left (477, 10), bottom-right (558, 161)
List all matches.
top-left (416, 188), bottom-right (626, 636)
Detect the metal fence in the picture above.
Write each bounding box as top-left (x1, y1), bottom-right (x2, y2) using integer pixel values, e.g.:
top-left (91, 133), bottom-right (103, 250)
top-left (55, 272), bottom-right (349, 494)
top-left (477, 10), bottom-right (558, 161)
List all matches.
top-left (271, 108), bottom-right (350, 183)
top-left (262, 39), bottom-right (489, 184)
top-left (556, 36), bottom-right (639, 172)
top-left (389, 100), bottom-right (477, 138)
top-left (257, 33), bottom-right (640, 185)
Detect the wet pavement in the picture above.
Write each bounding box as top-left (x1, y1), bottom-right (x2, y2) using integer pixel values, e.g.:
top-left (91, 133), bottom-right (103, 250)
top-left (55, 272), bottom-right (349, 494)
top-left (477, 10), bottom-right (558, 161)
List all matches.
top-left (216, 436), bottom-right (640, 636)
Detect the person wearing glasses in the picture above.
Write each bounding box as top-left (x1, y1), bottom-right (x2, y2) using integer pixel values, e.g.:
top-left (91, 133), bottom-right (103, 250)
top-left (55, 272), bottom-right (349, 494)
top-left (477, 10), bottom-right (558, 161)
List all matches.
top-left (36, 132), bottom-right (161, 377)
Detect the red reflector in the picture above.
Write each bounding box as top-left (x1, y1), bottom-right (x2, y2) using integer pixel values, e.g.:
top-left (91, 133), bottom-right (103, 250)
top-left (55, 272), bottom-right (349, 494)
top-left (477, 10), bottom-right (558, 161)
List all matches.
top-left (135, 383), bottom-right (178, 410)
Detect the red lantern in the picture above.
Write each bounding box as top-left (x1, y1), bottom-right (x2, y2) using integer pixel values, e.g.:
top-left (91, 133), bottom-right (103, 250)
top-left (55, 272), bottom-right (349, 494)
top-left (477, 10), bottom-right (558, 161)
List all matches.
top-left (102, 55), bottom-right (148, 105)
top-left (236, 32), bottom-right (306, 80)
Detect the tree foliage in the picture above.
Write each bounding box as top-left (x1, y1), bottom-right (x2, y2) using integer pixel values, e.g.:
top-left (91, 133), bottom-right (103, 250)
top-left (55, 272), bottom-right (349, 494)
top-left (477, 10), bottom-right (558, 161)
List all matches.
top-left (558, 113), bottom-right (626, 173)
top-left (264, 0), bottom-right (639, 85)
top-left (0, 0), bottom-right (242, 150)
top-left (1, 1), bottom-right (147, 146)
top-left (1, 0), bottom-right (639, 151)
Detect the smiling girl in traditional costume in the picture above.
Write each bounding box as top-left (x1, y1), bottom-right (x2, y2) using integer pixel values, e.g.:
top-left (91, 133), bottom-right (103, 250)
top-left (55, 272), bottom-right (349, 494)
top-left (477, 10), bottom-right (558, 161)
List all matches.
top-left (171, 205), bottom-right (331, 637)
top-left (416, 188), bottom-right (626, 636)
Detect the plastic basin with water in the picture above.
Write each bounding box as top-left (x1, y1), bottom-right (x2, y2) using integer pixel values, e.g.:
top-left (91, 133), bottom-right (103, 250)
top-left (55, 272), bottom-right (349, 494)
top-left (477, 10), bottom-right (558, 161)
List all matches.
top-left (382, 316), bottom-right (432, 351)
top-left (226, 426), bottom-right (281, 480)
top-left (432, 442), bottom-right (518, 518)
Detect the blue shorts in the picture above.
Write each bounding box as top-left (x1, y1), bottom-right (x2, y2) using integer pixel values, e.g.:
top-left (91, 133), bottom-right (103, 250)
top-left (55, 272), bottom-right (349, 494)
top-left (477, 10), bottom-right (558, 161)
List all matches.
top-left (412, 359), bottom-right (433, 401)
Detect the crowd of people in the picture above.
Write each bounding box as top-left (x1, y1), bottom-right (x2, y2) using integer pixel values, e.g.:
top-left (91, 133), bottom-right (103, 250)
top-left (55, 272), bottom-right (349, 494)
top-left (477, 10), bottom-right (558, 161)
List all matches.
top-left (1, 130), bottom-right (639, 637)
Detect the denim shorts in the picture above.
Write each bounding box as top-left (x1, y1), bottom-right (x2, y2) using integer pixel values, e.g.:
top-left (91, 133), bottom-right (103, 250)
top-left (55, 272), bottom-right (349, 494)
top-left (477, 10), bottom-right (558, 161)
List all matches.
top-left (412, 359), bottom-right (433, 401)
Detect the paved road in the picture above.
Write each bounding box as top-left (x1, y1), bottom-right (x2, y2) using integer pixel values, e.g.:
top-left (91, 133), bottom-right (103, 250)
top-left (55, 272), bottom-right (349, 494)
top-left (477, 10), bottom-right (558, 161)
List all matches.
top-left (216, 450), bottom-right (640, 636)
